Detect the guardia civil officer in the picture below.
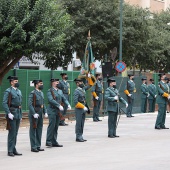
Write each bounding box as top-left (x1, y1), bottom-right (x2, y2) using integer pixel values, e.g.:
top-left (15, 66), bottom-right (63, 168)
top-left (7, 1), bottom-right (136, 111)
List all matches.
top-left (46, 78), bottom-right (71, 147)
top-left (73, 74), bottom-right (93, 142)
top-left (91, 73), bottom-right (103, 122)
top-left (148, 79), bottom-right (157, 112)
top-left (165, 78), bottom-right (170, 113)
top-left (155, 74), bottom-right (170, 129)
top-left (124, 74), bottom-right (136, 117)
top-left (141, 78), bottom-right (149, 113)
top-left (58, 73), bottom-right (70, 126)
top-left (105, 78), bottom-right (128, 138)
top-left (28, 80), bottom-right (47, 152)
top-left (2, 76), bottom-right (22, 157)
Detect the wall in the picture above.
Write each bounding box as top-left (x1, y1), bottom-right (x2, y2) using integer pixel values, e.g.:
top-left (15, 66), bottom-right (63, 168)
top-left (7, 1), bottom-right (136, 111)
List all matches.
top-left (0, 69), bottom-right (160, 114)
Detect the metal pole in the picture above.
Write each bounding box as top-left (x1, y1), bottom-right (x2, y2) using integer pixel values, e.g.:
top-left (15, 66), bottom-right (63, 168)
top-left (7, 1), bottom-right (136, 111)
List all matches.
top-left (119, 0), bottom-right (123, 62)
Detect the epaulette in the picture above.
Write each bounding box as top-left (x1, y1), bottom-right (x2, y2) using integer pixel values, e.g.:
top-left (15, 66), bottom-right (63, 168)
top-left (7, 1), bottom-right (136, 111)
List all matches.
top-left (31, 90), bottom-right (35, 93)
top-left (5, 88), bottom-right (11, 92)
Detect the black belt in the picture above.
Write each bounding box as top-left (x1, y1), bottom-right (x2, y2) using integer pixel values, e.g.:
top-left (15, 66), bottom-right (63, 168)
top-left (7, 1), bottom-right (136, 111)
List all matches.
top-left (64, 93), bottom-right (68, 94)
top-left (95, 91), bottom-right (102, 93)
top-left (35, 105), bottom-right (44, 108)
top-left (79, 102), bottom-right (85, 104)
top-left (10, 105), bottom-right (21, 108)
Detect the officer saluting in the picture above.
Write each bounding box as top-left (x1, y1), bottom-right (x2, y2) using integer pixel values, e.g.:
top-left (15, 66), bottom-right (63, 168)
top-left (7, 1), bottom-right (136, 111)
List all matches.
top-left (58, 73), bottom-right (70, 126)
top-left (105, 78), bottom-right (128, 138)
top-left (124, 74), bottom-right (136, 117)
top-left (73, 75), bottom-right (93, 142)
top-left (91, 73), bottom-right (103, 122)
top-left (2, 76), bottom-right (22, 157)
top-left (155, 74), bottom-right (170, 130)
top-left (46, 78), bottom-right (71, 147)
top-left (141, 78), bottom-right (149, 113)
top-left (148, 79), bottom-right (157, 112)
top-left (28, 80), bottom-right (47, 152)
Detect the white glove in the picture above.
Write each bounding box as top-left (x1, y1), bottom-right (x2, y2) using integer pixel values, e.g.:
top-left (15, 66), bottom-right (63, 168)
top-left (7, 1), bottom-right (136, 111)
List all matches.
top-left (88, 73), bottom-right (91, 78)
top-left (168, 95), bottom-right (170, 100)
top-left (59, 105), bottom-right (64, 111)
top-left (126, 103), bottom-right (128, 108)
top-left (95, 96), bottom-right (99, 100)
top-left (147, 94), bottom-right (150, 97)
top-left (83, 107), bottom-right (88, 111)
top-left (114, 96), bottom-right (118, 100)
top-left (155, 95), bottom-right (157, 98)
top-left (8, 113), bottom-right (14, 120)
top-left (68, 105), bottom-right (71, 110)
top-left (45, 113), bottom-right (48, 118)
top-left (128, 94), bottom-right (132, 97)
top-left (33, 113), bottom-right (39, 119)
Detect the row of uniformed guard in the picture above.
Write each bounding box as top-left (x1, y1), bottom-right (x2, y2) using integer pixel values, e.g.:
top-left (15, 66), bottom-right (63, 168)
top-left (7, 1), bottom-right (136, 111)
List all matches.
top-left (2, 73), bottom-right (169, 157)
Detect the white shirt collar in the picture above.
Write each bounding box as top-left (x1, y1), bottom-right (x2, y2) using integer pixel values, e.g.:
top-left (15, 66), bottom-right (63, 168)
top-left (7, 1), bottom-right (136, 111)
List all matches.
top-left (53, 87), bottom-right (58, 91)
top-left (12, 86), bottom-right (17, 90)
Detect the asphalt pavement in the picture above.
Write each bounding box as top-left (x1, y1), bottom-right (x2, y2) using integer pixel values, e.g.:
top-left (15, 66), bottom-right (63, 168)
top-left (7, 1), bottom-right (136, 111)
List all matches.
top-left (0, 112), bottom-right (170, 170)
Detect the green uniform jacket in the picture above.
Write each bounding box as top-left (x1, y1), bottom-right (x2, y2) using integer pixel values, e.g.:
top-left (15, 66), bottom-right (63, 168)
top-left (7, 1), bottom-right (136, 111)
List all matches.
top-left (157, 81), bottom-right (169, 104)
top-left (124, 80), bottom-right (136, 99)
top-left (105, 87), bottom-right (127, 112)
top-left (141, 84), bottom-right (149, 99)
top-left (59, 80), bottom-right (70, 94)
top-left (74, 85), bottom-right (91, 111)
top-left (148, 84), bottom-right (157, 100)
top-left (28, 89), bottom-right (47, 117)
top-left (91, 80), bottom-right (103, 101)
top-left (47, 88), bottom-right (69, 115)
top-left (2, 87), bottom-right (22, 119)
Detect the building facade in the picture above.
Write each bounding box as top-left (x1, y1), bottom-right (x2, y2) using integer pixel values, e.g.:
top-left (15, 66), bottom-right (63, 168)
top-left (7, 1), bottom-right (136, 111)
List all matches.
top-left (125, 0), bottom-right (170, 12)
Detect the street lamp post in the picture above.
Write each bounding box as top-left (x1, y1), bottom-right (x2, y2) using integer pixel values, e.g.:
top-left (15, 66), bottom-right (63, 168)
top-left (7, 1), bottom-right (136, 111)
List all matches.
top-left (119, 0), bottom-right (124, 77)
top-left (119, 0), bottom-right (123, 62)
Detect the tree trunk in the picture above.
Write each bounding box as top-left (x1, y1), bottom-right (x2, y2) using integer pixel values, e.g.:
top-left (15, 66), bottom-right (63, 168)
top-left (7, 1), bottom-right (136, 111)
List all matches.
top-left (0, 57), bottom-right (22, 85)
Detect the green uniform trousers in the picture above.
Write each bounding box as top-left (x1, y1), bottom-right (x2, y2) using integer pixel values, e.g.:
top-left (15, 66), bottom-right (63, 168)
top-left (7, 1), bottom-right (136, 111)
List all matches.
top-left (60, 94), bottom-right (69, 124)
top-left (141, 98), bottom-right (147, 113)
top-left (108, 111), bottom-right (118, 136)
top-left (46, 114), bottom-right (59, 145)
top-left (126, 98), bottom-right (134, 116)
top-left (75, 109), bottom-right (86, 140)
top-left (148, 99), bottom-right (156, 112)
top-left (155, 103), bottom-right (166, 128)
top-left (29, 116), bottom-right (43, 149)
top-left (93, 100), bottom-right (101, 120)
top-left (8, 119), bottom-right (20, 153)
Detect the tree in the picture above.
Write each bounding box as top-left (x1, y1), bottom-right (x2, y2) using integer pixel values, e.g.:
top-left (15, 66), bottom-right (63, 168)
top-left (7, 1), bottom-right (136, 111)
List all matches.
top-left (61, 0), bottom-right (170, 74)
top-left (62, 0), bottom-right (120, 62)
top-left (0, 0), bottom-right (73, 83)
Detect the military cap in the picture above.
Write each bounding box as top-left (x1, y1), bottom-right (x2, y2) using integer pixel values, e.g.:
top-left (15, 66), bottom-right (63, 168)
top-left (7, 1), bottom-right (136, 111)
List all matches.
top-left (149, 79), bottom-right (154, 81)
top-left (7, 76), bottom-right (18, 81)
top-left (50, 78), bottom-right (59, 82)
top-left (107, 78), bottom-right (116, 82)
top-left (74, 78), bottom-right (83, 82)
top-left (60, 73), bottom-right (67, 76)
top-left (141, 78), bottom-right (147, 81)
top-left (32, 80), bottom-right (42, 84)
top-left (128, 74), bottom-right (134, 77)
top-left (158, 73), bottom-right (165, 78)
top-left (95, 73), bottom-right (101, 77)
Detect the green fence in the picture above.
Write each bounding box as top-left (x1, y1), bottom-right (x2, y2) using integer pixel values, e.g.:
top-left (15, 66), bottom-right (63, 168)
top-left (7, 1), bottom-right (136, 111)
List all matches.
top-left (0, 69), bottom-right (82, 113)
top-left (0, 70), bottom-right (160, 114)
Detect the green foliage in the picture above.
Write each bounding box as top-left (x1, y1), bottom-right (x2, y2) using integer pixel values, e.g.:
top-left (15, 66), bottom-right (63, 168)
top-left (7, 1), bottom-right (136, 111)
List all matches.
top-left (61, 0), bottom-right (170, 73)
top-left (0, 0), bottom-right (73, 80)
top-left (62, 0), bottom-right (119, 61)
